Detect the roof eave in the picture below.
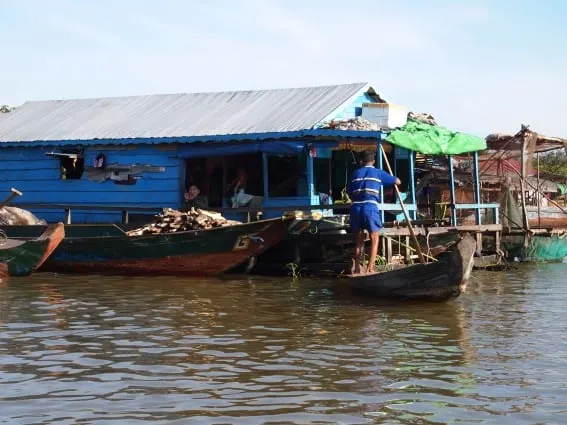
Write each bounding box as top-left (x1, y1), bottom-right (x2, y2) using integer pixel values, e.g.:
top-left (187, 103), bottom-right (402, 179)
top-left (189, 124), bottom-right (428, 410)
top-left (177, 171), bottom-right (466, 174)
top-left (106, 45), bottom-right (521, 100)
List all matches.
top-left (0, 128), bottom-right (384, 148)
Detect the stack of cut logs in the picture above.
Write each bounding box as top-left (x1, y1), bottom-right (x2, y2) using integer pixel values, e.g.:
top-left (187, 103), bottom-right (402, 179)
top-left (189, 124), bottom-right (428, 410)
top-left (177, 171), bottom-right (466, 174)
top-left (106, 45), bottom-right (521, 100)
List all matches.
top-left (126, 208), bottom-right (241, 236)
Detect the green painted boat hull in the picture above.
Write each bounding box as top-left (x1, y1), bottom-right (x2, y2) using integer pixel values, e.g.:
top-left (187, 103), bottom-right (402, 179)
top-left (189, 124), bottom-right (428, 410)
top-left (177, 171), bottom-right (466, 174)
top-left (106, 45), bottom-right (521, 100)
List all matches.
top-left (0, 223), bottom-right (65, 277)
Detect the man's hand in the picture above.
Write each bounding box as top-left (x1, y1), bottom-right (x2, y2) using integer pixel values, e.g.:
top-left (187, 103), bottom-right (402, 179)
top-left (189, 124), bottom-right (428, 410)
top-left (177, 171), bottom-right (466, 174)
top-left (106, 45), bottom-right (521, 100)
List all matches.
top-left (395, 178), bottom-right (402, 186)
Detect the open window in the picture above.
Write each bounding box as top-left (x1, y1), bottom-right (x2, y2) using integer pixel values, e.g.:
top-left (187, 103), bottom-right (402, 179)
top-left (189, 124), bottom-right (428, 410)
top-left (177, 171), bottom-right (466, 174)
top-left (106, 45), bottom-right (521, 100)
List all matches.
top-left (185, 153), bottom-right (264, 208)
top-left (267, 154), bottom-right (306, 197)
top-left (46, 148), bottom-right (85, 180)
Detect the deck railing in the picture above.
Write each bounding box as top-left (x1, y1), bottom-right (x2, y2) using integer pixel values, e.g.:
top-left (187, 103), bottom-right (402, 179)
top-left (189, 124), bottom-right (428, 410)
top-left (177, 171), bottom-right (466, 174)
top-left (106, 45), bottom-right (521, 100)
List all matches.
top-left (13, 201), bottom-right (500, 227)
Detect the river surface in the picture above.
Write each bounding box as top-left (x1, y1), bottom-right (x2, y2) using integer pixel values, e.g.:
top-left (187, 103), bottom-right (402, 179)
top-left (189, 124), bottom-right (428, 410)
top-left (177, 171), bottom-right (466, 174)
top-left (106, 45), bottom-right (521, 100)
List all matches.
top-left (0, 264), bottom-right (566, 424)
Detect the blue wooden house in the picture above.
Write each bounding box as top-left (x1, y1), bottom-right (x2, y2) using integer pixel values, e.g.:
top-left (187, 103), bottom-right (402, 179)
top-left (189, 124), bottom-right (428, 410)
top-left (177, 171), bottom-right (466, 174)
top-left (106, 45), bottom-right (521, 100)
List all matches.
top-left (0, 82), bottom-right (425, 224)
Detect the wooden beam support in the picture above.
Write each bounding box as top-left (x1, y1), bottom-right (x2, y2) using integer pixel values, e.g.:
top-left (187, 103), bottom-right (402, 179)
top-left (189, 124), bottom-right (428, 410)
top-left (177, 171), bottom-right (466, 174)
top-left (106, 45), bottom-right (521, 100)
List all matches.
top-left (473, 151), bottom-right (482, 225)
top-left (476, 232), bottom-right (483, 256)
top-left (448, 155), bottom-right (457, 226)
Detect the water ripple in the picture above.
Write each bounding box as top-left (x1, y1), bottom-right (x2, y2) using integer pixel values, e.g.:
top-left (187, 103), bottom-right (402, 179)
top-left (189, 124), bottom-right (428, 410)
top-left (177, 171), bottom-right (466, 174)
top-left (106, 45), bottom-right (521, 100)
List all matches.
top-left (0, 266), bottom-right (566, 424)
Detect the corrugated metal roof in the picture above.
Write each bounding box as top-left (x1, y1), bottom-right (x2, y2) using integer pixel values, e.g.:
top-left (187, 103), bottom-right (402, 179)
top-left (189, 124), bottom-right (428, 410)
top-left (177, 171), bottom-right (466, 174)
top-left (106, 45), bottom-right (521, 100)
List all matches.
top-left (0, 82), bottom-right (370, 144)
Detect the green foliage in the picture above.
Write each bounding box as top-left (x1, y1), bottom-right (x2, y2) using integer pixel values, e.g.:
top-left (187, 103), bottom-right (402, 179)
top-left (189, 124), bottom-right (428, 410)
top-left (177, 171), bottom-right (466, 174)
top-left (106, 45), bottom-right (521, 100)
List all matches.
top-left (536, 151), bottom-right (567, 178)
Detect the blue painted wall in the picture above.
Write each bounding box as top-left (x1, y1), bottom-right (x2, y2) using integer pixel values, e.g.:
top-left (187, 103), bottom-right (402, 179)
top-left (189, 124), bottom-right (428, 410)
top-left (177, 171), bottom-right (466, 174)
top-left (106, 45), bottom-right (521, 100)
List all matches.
top-left (0, 144), bottom-right (183, 223)
top-left (320, 92), bottom-right (376, 122)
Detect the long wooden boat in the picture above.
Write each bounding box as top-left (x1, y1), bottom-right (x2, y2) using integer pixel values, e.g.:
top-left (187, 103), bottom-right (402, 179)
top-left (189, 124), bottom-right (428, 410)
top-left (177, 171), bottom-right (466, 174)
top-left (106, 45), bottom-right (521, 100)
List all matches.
top-left (0, 223), bottom-right (65, 277)
top-left (1, 217), bottom-right (293, 276)
top-left (344, 233), bottom-right (477, 300)
top-left (526, 205), bottom-right (567, 228)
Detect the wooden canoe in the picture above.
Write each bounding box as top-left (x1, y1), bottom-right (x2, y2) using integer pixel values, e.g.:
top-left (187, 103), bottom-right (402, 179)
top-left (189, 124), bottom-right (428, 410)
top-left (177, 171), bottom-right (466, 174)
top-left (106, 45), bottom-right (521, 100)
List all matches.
top-left (0, 222), bottom-right (65, 277)
top-left (344, 233), bottom-right (477, 300)
top-left (14, 217), bottom-right (293, 276)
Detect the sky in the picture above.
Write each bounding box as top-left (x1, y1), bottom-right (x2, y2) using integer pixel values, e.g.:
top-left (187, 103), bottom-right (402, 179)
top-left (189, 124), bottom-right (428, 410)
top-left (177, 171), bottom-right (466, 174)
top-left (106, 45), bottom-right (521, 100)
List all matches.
top-left (1, 0), bottom-right (566, 138)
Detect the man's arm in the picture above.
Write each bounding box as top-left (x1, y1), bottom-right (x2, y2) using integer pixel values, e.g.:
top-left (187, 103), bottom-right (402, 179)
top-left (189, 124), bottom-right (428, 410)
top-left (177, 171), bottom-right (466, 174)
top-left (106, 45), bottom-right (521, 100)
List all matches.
top-left (379, 170), bottom-right (401, 187)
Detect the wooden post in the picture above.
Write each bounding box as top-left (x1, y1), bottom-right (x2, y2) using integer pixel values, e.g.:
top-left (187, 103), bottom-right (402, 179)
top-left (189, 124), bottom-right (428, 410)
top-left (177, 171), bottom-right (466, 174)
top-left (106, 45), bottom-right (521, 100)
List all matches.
top-left (405, 235), bottom-right (411, 262)
top-left (537, 151), bottom-right (541, 228)
top-left (65, 208), bottom-right (72, 224)
top-left (380, 144), bottom-right (426, 264)
top-left (448, 155), bottom-right (457, 226)
top-left (409, 150), bottom-right (417, 220)
top-left (386, 236), bottom-right (393, 264)
top-left (328, 156), bottom-right (333, 198)
top-left (121, 210), bottom-right (129, 224)
top-left (475, 232), bottom-right (483, 256)
top-left (306, 149), bottom-right (314, 198)
top-left (262, 153), bottom-right (269, 199)
top-left (473, 151), bottom-right (482, 225)
top-left (378, 140), bottom-right (385, 224)
top-left (519, 132), bottom-right (531, 247)
top-left (222, 156), bottom-right (228, 207)
top-left (495, 230), bottom-right (501, 255)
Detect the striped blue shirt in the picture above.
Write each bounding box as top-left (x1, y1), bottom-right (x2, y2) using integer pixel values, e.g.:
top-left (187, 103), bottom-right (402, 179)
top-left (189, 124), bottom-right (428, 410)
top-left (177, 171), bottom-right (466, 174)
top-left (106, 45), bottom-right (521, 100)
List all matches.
top-left (346, 165), bottom-right (398, 206)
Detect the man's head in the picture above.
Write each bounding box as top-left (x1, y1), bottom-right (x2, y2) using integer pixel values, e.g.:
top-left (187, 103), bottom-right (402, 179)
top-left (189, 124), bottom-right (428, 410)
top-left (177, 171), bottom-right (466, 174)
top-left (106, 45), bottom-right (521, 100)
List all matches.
top-left (185, 184), bottom-right (200, 200)
top-left (360, 150), bottom-right (376, 166)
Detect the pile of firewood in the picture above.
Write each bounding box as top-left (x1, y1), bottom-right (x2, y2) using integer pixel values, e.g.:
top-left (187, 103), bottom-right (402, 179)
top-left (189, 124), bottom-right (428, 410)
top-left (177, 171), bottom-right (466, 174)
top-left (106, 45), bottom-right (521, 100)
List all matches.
top-left (321, 117), bottom-right (380, 131)
top-left (126, 208), bottom-right (241, 236)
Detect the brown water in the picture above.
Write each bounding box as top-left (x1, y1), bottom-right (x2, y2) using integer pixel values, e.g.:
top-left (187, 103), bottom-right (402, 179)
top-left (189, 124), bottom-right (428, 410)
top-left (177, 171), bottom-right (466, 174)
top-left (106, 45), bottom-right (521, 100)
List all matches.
top-left (0, 265), bottom-right (566, 424)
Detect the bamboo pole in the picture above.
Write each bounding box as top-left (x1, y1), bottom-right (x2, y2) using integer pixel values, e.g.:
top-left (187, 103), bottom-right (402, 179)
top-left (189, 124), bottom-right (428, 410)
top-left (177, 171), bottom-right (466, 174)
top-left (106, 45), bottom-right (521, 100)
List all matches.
top-left (379, 145), bottom-right (426, 264)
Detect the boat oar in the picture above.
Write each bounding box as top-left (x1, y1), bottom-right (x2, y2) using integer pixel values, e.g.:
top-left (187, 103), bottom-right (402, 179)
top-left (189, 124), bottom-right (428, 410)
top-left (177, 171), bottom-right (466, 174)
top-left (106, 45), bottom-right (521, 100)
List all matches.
top-left (379, 145), bottom-right (426, 264)
top-left (0, 188), bottom-right (23, 209)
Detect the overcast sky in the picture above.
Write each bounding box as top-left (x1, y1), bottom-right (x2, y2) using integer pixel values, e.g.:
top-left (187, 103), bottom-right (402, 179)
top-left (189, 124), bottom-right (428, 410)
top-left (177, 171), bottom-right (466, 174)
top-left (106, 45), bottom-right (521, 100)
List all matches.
top-left (1, 0), bottom-right (565, 137)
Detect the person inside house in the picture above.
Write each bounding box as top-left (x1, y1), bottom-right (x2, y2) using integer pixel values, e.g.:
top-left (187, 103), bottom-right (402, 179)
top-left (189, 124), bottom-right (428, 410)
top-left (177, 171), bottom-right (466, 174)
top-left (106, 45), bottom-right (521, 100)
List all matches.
top-left (347, 149), bottom-right (401, 275)
top-left (227, 168), bottom-right (263, 208)
top-left (182, 184), bottom-right (209, 211)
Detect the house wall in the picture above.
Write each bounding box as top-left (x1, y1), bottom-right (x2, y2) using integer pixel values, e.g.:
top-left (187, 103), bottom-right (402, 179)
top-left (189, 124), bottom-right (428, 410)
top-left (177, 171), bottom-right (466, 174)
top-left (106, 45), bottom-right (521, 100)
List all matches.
top-left (319, 91), bottom-right (376, 123)
top-left (0, 144), bottom-right (183, 223)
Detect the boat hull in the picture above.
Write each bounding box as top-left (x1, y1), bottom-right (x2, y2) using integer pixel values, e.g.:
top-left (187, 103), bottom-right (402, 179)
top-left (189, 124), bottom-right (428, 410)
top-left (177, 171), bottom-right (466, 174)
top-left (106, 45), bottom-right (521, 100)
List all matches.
top-left (345, 233), bottom-right (477, 300)
top-left (527, 205), bottom-right (567, 228)
top-left (35, 217), bottom-right (291, 276)
top-left (0, 223), bottom-right (65, 277)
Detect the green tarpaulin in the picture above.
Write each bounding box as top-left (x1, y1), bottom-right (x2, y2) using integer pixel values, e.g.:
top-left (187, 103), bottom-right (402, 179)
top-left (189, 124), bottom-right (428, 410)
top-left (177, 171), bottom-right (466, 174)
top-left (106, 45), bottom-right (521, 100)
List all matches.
top-left (386, 119), bottom-right (486, 155)
top-left (556, 183), bottom-right (567, 195)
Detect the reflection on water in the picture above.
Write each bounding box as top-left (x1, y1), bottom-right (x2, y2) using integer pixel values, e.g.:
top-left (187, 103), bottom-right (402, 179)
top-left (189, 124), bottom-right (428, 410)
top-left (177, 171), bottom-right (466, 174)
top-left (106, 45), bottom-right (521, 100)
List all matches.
top-left (1, 265), bottom-right (566, 424)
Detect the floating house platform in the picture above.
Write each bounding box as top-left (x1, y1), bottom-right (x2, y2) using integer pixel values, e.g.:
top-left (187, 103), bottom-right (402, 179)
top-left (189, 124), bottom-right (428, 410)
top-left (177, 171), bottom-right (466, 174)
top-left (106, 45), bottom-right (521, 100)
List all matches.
top-left (483, 126), bottom-right (567, 262)
top-left (0, 83), bottom-right (503, 274)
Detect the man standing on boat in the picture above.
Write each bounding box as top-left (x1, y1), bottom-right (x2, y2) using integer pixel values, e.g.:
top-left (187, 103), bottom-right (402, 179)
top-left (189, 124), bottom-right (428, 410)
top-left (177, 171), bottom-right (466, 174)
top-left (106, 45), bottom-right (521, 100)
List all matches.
top-left (347, 149), bottom-right (401, 274)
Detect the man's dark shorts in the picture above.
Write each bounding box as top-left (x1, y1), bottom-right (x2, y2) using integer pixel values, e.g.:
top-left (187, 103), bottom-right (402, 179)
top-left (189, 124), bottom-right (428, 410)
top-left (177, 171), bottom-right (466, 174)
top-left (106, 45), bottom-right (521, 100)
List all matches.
top-left (350, 203), bottom-right (382, 233)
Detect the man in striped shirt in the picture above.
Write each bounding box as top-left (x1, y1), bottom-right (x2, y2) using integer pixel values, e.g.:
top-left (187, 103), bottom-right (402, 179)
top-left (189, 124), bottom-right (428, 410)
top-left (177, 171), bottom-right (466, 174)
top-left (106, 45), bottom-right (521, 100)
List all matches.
top-left (347, 150), bottom-right (401, 274)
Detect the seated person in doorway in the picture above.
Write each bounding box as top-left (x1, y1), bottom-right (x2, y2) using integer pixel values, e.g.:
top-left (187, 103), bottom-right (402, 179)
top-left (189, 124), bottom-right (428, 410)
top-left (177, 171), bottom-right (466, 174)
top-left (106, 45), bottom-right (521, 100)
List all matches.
top-left (182, 184), bottom-right (209, 211)
top-left (347, 150), bottom-right (401, 275)
top-left (227, 168), bottom-right (263, 208)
